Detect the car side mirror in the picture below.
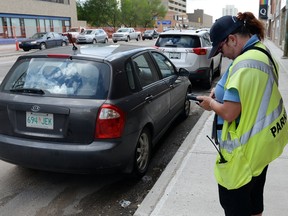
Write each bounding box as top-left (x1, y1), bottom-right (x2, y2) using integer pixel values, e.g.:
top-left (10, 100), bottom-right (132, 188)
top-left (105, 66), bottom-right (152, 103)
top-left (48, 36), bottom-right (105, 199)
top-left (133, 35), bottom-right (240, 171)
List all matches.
top-left (47, 37), bottom-right (51, 40)
top-left (178, 68), bottom-right (190, 76)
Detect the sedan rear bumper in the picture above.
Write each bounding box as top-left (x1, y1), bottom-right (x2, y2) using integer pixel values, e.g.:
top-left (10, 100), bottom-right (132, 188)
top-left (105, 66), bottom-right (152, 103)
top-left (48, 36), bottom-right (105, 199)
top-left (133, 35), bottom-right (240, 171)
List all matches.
top-left (0, 134), bottom-right (136, 174)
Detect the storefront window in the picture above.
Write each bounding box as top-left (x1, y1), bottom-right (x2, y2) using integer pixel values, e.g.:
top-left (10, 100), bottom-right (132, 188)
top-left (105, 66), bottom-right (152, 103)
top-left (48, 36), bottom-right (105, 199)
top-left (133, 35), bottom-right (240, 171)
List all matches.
top-left (24, 19), bottom-right (37, 38)
top-left (53, 19), bottom-right (62, 33)
top-left (11, 18), bottom-right (21, 37)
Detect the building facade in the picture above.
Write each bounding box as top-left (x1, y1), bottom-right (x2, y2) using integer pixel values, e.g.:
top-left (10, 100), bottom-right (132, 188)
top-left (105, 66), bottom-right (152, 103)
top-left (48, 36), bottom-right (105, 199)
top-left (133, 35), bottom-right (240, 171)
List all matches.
top-left (222, 5), bottom-right (238, 16)
top-left (187, 9), bottom-right (213, 28)
top-left (0, 0), bottom-right (78, 39)
top-left (267, 0), bottom-right (286, 50)
top-left (158, 0), bottom-right (188, 29)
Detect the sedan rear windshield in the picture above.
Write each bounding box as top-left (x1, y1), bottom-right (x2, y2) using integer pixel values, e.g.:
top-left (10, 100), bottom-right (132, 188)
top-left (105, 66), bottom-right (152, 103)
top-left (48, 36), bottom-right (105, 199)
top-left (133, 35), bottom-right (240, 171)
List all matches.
top-left (155, 35), bottom-right (201, 48)
top-left (3, 58), bottom-right (110, 99)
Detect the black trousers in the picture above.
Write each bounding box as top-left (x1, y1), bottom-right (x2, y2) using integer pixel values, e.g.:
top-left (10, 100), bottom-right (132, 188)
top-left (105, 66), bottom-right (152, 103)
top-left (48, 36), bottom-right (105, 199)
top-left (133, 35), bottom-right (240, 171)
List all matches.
top-left (218, 165), bottom-right (268, 216)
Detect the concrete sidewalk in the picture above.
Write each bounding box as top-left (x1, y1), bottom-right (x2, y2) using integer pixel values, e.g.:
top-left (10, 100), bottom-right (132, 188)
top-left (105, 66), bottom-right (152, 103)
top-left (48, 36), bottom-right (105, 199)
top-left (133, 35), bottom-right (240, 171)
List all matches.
top-left (134, 39), bottom-right (288, 216)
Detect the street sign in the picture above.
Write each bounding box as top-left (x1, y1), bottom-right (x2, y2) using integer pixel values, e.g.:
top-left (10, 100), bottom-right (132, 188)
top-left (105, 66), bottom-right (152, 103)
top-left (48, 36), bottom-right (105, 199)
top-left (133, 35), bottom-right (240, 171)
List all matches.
top-left (157, 20), bottom-right (172, 25)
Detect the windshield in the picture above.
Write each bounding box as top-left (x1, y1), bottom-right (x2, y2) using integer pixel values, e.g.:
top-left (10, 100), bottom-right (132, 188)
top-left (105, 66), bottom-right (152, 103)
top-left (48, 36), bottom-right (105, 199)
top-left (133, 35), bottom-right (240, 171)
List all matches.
top-left (3, 58), bottom-right (111, 99)
top-left (83, 30), bottom-right (93, 35)
top-left (117, 28), bottom-right (129, 32)
top-left (31, 33), bottom-right (46, 39)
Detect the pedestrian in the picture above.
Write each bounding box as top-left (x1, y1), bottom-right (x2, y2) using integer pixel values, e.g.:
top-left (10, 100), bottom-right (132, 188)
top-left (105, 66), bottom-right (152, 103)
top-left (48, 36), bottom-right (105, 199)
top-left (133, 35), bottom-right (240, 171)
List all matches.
top-left (196, 12), bottom-right (288, 216)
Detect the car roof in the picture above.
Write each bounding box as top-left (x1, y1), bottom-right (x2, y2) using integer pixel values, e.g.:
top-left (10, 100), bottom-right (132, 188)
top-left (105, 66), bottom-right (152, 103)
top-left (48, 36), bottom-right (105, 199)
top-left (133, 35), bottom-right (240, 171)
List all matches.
top-left (159, 29), bottom-right (209, 36)
top-left (19, 44), bottom-right (156, 61)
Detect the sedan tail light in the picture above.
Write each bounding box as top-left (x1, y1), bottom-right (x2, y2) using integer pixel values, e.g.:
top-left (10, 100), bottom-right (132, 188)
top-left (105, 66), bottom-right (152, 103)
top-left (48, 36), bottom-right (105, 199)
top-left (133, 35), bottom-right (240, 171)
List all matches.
top-left (95, 104), bottom-right (125, 139)
top-left (193, 48), bottom-right (207, 55)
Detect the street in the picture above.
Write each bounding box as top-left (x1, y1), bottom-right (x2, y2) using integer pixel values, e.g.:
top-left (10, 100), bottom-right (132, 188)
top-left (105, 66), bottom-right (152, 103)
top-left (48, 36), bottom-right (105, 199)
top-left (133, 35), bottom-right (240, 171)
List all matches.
top-left (0, 39), bottom-right (230, 216)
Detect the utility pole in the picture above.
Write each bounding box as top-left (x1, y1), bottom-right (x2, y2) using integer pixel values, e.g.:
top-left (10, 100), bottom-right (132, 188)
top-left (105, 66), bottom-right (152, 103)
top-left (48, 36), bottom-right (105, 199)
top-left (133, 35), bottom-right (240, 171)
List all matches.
top-left (283, 0), bottom-right (288, 57)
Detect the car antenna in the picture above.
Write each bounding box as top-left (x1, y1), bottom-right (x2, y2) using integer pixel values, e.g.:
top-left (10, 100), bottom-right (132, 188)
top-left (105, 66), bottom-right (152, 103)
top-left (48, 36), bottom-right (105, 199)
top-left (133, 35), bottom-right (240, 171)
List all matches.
top-left (67, 33), bottom-right (78, 51)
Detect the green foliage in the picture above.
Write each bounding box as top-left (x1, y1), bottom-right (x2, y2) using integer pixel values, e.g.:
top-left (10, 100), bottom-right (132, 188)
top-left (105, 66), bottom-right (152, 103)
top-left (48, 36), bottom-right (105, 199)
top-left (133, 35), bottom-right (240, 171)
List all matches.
top-left (76, 0), bottom-right (167, 28)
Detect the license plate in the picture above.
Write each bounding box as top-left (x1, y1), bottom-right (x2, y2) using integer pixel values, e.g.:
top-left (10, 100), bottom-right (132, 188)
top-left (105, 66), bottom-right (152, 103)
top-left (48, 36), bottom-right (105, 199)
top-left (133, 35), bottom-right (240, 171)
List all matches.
top-left (169, 52), bottom-right (181, 59)
top-left (26, 112), bottom-right (54, 130)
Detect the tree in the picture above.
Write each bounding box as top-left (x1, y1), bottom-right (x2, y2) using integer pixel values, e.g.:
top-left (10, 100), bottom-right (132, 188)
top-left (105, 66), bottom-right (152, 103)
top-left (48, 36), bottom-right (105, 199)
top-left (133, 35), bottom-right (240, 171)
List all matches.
top-left (76, 0), bottom-right (121, 27)
top-left (76, 0), bottom-right (167, 28)
top-left (120, 0), bottom-right (166, 27)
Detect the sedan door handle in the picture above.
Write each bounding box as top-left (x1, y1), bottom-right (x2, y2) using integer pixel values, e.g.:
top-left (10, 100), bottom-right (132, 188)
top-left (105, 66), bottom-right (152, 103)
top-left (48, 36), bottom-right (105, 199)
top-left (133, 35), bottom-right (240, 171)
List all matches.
top-left (145, 95), bottom-right (154, 102)
top-left (169, 84), bottom-right (175, 89)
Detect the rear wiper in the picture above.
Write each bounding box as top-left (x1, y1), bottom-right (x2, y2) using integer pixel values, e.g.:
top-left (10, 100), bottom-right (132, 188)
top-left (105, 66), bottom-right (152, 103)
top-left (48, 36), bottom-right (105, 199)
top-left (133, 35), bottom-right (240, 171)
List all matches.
top-left (10, 88), bottom-right (45, 95)
top-left (165, 44), bottom-right (177, 47)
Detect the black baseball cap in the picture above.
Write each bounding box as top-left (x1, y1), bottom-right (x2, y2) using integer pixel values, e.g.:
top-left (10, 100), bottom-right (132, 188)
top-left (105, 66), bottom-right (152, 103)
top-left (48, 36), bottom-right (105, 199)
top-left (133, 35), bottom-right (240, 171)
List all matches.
top-left (208, 15), bottom-right (244, 58)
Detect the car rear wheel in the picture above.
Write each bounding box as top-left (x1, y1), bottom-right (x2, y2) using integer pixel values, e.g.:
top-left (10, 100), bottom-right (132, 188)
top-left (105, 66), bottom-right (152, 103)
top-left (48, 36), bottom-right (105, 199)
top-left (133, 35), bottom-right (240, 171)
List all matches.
top-left (40, 43), bottom-right (46, 50)
top-left (181, 88), bottom-right (191, 119)
top-left (214, 56), bottom-right (222, 77)
top-left (133, 128), bottom-right (151, 177)
top-left (203, 66), bottom-right (213, 89)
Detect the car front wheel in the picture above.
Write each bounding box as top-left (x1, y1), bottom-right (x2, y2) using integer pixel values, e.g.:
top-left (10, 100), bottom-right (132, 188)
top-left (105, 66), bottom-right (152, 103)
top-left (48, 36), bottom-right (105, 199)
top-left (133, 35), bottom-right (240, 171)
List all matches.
top-left (133, 128), bottom-right (151, 177)
top-left (40, 43), bottom-right (46, 50)
top-left (61, 41), bottom-right (67, 46)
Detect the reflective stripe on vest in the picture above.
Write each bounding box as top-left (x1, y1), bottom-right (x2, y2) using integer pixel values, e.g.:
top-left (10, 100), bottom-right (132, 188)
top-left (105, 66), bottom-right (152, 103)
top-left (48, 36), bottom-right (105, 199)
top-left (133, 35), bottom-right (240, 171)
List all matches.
top-left (220, 58), bottom-right (280, 152)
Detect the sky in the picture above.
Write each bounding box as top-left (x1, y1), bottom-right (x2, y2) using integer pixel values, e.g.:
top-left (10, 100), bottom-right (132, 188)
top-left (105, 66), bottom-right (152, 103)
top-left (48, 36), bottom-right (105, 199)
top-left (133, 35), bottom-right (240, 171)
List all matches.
top-left (187, 0), bottom-right (260, 21)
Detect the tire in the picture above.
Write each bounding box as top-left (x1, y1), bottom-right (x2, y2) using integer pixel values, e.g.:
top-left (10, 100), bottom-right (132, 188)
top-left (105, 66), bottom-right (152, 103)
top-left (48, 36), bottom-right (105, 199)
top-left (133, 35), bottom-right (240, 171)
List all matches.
top-left (133, 128), bottom-right (151, 177)
top-left (181, 88), bottom-right (192, 119)
top-left (126, 36), bottom-right (130, 42)
top-left (214, 56), bottom-right (222, 77)
top-left (92, 39), bottom-right (97, 44)
top-left (40, 43), bottom-right (46, 50)
top-left (113, 40), bottom-right (117, 43)
top-left (104, 38), bottom-right (108, 43)
top-left (203, 66), bottom-right (213, 90)
top-left (61, 41), bottom-right (67, 46)
top-left (23, 48), bottom-right (30, 52)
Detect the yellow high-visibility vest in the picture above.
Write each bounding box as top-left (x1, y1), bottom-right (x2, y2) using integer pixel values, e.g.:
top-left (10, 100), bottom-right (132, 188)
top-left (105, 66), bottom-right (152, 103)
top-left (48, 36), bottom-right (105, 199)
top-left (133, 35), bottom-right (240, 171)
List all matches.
top-left (214, 43), bottom-right (288, 189)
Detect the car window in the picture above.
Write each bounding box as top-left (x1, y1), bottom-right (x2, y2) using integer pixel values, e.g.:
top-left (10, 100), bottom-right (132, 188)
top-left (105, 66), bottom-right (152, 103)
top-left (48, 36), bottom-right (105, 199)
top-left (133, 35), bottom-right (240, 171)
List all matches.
top-left (132, 53), bottom-right (159, 87)
top-left (47, 33), bottom-right (54, 39)
top-left (54, 33), bottom-right (62, 39)
top-left (202, 33), bottom-right (212, 47)
top-left (125, 62), bottom-right (136, 90)
top-left (151, 51), bottom-right (175, 78)
top-left (156, 35), bottom-right (201, 48)
top-left (3, 58), bottom-right (110, 99)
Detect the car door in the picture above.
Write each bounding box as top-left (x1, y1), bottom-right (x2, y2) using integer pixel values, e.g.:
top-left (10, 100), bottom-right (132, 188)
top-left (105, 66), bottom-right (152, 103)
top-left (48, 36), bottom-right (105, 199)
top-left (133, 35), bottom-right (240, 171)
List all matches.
top-left (96, 29), bottom-right (105, 42)
top-left (132, 53), bottom-right (170, 135)
top-left (150, 51), bottom-right (187, 118)
top-left (46, 32), bottom-right (56, 48)
top-left (53, 32), bottom-right (63, 47)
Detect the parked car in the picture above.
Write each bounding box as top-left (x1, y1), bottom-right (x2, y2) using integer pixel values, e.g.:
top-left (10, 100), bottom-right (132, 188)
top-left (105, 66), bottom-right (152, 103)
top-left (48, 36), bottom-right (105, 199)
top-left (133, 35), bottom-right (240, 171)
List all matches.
top-left (76, 29), bottom-right (108, 44)
top-left (142, 29), bottom-right (159, 40)
top-left (155, 29), bottom-right (222, 89)
top-left (0, 44), bottom-right (191, 176)
top-left (19, 32), bottom-right (68, 52)
top-left (112, 28), bottom-right (141, 43)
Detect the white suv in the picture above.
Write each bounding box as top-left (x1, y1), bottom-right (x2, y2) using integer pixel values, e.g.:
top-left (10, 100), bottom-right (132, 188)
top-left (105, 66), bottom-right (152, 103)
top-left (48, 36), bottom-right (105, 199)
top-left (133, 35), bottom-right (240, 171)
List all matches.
top-left (155, 29), bottom-right (222, 89)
